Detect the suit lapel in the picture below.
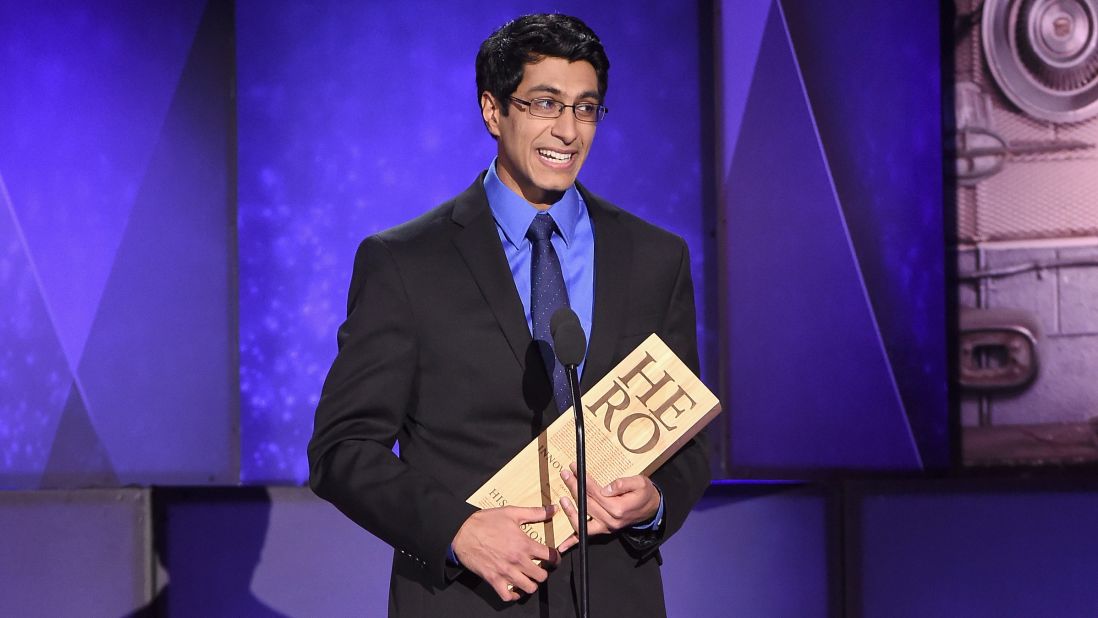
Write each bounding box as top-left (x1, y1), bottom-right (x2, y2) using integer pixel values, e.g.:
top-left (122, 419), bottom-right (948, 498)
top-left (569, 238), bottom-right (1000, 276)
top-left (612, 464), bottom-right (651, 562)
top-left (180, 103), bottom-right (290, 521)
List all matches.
top-left (448, 176), bottom-right (632, 392)
top-left (450, 176), bottom-right (532, 369)
top-left (580, 186), bottom-right (631, 391)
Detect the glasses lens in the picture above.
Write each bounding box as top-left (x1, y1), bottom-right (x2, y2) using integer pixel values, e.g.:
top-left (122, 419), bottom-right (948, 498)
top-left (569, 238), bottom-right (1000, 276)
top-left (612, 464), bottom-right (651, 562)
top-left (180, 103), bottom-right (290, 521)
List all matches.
top-left (528, 98), bottom-right (561, 118)
top-left (574, 103), bottom-right (600, 123)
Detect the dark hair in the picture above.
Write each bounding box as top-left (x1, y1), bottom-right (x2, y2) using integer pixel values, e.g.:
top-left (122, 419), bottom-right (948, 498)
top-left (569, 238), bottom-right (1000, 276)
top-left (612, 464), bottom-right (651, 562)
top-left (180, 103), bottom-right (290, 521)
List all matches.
top-left (476, 13), bottom-right (609, 116)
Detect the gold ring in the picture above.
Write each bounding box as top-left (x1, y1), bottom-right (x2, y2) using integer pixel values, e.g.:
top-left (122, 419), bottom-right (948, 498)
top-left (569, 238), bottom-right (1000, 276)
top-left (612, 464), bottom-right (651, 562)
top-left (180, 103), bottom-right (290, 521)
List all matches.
top-left (506, 584), bottom-right (516, 593)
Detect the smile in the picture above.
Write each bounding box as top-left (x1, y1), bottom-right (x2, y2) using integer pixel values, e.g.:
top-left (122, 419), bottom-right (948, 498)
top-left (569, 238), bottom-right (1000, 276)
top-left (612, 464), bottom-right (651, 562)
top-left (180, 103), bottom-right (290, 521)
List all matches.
top-left (537, 148), bottom-right (574, 163)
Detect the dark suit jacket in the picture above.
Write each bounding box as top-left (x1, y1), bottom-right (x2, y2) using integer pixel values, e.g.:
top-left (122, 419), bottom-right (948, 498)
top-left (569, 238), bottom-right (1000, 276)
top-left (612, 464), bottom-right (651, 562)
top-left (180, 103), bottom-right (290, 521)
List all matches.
top-left (308, 175), bottom-right (710, 617)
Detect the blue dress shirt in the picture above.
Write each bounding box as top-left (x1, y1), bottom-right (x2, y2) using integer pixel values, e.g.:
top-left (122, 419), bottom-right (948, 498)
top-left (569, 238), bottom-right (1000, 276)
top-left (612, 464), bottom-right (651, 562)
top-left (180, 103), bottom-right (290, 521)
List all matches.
top-left (483, 160), bottom-right (594, 379)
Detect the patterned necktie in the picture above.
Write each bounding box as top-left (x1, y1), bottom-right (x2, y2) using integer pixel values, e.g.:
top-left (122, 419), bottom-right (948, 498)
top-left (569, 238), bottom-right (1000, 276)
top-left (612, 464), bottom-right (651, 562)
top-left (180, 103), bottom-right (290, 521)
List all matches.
top-left (527, 213), bottom-right (573, 412)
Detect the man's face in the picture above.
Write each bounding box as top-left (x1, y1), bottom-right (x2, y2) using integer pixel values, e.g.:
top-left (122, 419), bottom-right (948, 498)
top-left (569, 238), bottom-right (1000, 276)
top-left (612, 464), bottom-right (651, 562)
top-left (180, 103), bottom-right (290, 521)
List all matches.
top-left (481, 57), bottom-right (600, 209)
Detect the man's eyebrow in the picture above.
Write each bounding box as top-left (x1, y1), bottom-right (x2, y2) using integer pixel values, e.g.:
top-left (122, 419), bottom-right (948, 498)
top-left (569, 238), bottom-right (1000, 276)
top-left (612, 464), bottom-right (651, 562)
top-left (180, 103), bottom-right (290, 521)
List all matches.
top-left (525, 85), bottom-right (563, 96)
top-left (524, 85), bottom-right (601, 101)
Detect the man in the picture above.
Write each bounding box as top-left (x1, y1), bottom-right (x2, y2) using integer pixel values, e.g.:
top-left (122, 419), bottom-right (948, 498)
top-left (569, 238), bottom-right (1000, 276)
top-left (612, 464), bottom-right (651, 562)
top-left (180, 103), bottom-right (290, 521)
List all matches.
top-left (309, 13), bottom-right (709, 616)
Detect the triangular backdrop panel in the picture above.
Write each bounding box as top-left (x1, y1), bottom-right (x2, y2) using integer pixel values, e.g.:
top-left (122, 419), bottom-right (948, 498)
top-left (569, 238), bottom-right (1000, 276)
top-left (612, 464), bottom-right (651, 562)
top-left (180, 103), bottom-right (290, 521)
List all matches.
top-left (724, 2), bottom-right (921, 472)
top-left (779, 0), bottom-right (948, 468)
top-left (0, 2), bottom-right (207, 369)
top-left (40, 384), bottom-right (119, 488)
top-left (719, 0), bottom-right (772, 176)
top-left (0, 176), bottom-right (73, 488)
top-left (78, 0), bottom-right (237, 485)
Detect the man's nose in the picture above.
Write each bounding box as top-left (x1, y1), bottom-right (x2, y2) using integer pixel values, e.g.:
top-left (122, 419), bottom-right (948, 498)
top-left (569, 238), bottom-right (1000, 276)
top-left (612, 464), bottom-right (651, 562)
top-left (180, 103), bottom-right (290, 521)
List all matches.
top-left (550, 108), bottom-right (579, 143)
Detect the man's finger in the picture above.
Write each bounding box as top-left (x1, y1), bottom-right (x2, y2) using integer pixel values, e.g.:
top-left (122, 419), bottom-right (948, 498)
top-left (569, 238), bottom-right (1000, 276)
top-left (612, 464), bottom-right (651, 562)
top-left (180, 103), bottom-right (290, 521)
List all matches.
top-left (561, 465), bottom-right (608, 503)
top-left (602, 474), bottom-right (646, 497)
top-left (493, 579), bottom-right (521, 603)
top-left (524, 535), bottom-right (557, 564)
top-left (540, 545), bottom-right (563, 567)
top-left (586, 471), bottom-right (649, 525)
top-left (586, 471), bottom-right (619, 509)
top-left (560, 495), bottom-right (611, 535)
top-left (510, 504), bottom-right (558, 524)
top-left (565, 462), bottom-right (608, 494)
top-left (508, 572), bottom-right (539, 596)
top-left (556, 534), bottom-right (579, 553)
top-left (517, 561), bottom-right (549, 587)
top-left (559, 496), bottom-right (582, 533)
top-left (561, 469), bottom-right (617, 527)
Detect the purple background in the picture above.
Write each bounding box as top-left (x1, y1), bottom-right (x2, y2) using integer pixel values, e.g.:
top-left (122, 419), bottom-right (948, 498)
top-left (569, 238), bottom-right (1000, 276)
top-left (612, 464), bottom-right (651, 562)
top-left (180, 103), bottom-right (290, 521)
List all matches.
top-left (0, 0), bottom-right (945, 485)
top-left (236, 1), bottom-right (713, 483)
top-left (2, 2), bottom-right (1097, 616)
top-left (722, 0), bottom-right (946, 474)
top-left (0, 0), bottom-right (236, 487)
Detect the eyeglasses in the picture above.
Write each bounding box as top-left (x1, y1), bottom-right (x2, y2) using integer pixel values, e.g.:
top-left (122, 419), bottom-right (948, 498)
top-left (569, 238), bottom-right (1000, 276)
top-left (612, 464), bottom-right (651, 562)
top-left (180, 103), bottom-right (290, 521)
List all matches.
top-left (509, 96), bottom-right (608, 124)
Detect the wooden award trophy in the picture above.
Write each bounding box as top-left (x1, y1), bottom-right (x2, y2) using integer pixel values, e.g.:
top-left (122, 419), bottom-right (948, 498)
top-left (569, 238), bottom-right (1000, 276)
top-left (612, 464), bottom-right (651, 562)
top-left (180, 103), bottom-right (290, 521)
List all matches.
top-left (468, 333), bottom-right (722, 549)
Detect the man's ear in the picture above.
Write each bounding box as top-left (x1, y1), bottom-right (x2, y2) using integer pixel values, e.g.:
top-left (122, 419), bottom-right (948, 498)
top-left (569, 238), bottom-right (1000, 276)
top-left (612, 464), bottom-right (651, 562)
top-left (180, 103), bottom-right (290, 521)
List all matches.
top-left (480, 91), bottom-right (500, 138)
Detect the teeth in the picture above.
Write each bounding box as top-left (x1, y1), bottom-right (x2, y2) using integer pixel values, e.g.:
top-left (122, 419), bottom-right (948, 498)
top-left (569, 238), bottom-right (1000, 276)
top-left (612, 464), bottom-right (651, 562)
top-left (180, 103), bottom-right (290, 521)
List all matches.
top-left (538, 149), bottom-right (572, 162)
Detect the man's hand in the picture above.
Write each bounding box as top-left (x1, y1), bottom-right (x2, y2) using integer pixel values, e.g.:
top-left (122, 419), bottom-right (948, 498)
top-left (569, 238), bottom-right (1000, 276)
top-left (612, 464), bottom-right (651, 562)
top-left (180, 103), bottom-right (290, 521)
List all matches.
top-left (451, 505), bottom-right (561, 602)
top-left (556, 463), bottom-right (661, 552)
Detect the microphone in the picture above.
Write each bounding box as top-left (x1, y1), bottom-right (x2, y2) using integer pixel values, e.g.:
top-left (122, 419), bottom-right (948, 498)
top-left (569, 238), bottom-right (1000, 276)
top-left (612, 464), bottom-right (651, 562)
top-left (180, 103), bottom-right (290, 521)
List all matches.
top-left (550, 308), bottom-right (587, 366)
top-left (550, 307), bottom-right (590, 618)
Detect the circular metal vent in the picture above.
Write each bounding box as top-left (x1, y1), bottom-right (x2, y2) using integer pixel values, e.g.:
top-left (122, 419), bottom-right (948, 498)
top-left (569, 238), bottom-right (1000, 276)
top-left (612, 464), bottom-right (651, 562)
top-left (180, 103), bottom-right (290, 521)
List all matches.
top-left (983, 0), bottom-right (1098, 122)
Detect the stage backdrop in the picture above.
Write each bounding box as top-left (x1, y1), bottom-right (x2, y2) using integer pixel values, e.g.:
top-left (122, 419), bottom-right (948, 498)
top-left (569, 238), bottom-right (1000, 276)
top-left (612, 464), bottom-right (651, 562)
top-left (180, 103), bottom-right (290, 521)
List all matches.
top-left (0, 0), bottom-right (237, 488)
top-left (235, 0), bottom-right (716, 483)
top-left (2, 0), bottom-right (948, 489)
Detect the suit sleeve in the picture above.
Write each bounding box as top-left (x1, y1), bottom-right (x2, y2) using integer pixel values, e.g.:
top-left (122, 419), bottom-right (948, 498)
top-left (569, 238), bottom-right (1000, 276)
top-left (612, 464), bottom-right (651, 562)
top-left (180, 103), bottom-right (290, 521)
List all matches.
top-left (308, 235), bottom-right (477, 584)
top-left (623, 237), bottom-right (711, 556)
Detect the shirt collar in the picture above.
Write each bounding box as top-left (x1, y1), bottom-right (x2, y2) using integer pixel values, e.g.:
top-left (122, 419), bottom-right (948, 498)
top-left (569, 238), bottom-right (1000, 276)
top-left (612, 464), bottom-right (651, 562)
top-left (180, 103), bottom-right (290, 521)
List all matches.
top-left (483, 158), bottom-right (583, 250)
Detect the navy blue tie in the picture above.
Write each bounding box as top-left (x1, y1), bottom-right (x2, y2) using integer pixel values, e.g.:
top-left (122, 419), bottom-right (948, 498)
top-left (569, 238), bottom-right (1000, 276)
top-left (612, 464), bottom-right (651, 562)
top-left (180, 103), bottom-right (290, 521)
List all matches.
top-left (527, 213), bottom-right (573, 412)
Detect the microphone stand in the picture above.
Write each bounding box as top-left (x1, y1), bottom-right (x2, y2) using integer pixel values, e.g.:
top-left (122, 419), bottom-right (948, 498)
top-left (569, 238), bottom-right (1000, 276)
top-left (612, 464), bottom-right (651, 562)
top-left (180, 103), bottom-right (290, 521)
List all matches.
top-left (563, 362), bottom-right (589, 618)
top-left (551, 308), bottom-right (591, 617)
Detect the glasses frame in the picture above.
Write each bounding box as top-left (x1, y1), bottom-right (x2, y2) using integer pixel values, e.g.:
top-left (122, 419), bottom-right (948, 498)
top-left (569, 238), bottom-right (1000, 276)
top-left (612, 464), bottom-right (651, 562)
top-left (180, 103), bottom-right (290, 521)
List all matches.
top-left (508, 95), bottom-right (609, 124)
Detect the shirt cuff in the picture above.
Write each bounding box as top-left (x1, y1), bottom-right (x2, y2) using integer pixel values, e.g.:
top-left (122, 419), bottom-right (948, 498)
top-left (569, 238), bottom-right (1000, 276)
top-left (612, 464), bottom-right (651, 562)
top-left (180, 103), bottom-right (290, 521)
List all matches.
top-left (630, 483), bottom-right (665, 531)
